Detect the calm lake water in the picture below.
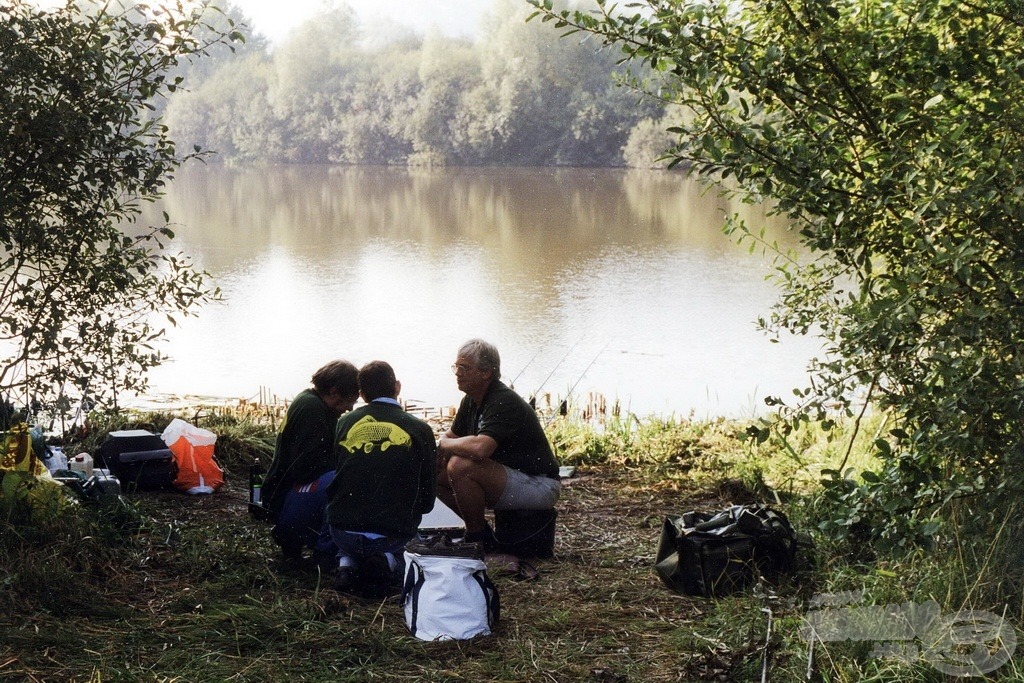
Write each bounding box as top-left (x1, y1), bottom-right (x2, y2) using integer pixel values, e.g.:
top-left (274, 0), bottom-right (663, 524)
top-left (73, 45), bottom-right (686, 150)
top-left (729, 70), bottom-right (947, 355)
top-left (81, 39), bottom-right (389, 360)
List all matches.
top-left (139, 164), bottom-right (820, 419)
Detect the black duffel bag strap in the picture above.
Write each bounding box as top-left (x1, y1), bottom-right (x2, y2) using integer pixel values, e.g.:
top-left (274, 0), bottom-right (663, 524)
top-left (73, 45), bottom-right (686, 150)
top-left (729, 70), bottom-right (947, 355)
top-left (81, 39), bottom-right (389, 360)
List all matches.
top-left (472, 569), bottom-right (501, 626)
top-left (401, 558), bottom-right (426, 637)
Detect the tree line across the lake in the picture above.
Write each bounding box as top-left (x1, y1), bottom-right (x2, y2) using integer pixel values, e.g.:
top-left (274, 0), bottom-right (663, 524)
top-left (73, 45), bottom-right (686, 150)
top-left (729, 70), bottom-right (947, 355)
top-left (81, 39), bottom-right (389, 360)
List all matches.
top-left (164, 0), bottom-right (682, 168)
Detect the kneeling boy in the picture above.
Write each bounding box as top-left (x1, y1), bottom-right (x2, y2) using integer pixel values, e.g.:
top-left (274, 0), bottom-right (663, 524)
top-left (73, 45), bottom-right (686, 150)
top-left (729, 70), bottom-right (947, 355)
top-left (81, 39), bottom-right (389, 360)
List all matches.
top-left (326, 360), bottom-right (437, 594)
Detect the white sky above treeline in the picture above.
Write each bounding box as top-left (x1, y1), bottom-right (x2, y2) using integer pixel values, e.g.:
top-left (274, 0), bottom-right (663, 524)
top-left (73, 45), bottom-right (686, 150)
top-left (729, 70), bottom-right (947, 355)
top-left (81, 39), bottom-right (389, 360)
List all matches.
top-left (230, 0), bottom-right (491, 44)
top-left (27, 0), bottom-right (493, 44)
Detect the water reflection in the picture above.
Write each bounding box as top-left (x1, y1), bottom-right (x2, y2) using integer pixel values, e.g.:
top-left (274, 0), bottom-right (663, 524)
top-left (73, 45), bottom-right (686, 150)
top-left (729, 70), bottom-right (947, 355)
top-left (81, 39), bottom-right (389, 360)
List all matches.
top-left (141, 164), bottom-right (817, 417)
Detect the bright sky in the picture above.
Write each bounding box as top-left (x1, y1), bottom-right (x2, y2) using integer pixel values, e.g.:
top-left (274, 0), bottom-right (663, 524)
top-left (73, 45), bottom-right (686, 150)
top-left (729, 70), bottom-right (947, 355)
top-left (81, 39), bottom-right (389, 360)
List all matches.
top-left (27, 0), bottom-right (494, 42)
top-left (230, 0), bottom-right (493, 44)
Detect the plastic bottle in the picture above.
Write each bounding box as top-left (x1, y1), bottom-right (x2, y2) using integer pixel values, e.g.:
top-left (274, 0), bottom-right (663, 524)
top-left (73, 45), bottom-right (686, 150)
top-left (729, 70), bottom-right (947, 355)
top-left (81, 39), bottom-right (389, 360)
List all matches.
top-left (69, 452), bottom-right (94, 478)
top-left (44, 446), bottom-right (68, 474)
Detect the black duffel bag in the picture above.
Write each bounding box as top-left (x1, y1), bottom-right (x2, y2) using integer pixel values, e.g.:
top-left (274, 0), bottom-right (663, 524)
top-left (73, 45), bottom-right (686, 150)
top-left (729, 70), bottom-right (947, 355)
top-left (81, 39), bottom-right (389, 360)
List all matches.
top-left (655, 504), bottom-right (802, 597)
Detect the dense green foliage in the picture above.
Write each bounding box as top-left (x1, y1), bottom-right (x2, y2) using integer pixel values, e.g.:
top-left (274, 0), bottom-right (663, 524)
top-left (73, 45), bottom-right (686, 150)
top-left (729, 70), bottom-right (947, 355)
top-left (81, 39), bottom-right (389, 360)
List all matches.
top-left (528, 0), bottom-right (1024, 544)
top-left (0, 0), bottom-right (239, 416)
top-left (164, 0), bottom-right (669, 167)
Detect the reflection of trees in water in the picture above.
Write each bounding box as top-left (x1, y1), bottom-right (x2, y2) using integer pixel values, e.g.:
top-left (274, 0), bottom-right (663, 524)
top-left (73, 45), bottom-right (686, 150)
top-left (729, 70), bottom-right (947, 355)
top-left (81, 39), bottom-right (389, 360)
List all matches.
top-left (140, 165), bottom-right (817, 414)
top-left (154, 165), bottom-right (787, 250)
top-left (620, 170), bottom-right (797, 250)
top-left (142, 165), bottom-right (801, 301)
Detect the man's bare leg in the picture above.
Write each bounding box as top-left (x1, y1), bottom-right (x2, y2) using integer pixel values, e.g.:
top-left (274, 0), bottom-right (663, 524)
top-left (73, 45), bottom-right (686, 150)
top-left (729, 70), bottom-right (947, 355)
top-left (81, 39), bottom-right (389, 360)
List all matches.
top-left (437, 455), bottom-right (507, 534)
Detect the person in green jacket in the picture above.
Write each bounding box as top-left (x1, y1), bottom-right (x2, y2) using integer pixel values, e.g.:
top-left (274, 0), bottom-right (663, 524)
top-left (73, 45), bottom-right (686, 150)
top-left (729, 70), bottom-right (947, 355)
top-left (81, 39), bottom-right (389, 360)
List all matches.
top-left (327, 360), bottom-right (437, 594)
top-left (263, 360), bottom-right (359, 561)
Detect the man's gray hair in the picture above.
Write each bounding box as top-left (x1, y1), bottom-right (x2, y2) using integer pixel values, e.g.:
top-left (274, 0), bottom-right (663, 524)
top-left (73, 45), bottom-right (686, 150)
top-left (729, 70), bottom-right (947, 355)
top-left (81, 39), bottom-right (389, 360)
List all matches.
top-left (459, 338), bottom-right (501, 378)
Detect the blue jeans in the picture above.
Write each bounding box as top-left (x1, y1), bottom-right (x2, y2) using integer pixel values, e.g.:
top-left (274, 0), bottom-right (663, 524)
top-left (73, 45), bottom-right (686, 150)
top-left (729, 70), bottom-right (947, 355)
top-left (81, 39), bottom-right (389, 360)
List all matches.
top-left (328, 528), bottom-right (410, 573)
top-left (272, 470), bottom-right (337, 557)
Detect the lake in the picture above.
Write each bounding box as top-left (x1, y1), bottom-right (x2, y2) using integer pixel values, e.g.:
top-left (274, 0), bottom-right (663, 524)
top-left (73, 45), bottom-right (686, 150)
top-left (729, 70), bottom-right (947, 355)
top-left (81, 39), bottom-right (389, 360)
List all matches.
top-left (138, 164), bottom-right (820, 419)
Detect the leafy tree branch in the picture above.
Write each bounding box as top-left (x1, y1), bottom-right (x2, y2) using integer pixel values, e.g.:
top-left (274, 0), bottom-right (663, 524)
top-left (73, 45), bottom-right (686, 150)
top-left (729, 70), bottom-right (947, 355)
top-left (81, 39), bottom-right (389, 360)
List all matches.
top-left (528, 0), bottom-right (1024, 545)
top-left (1, 0), bottom-right (240, 422)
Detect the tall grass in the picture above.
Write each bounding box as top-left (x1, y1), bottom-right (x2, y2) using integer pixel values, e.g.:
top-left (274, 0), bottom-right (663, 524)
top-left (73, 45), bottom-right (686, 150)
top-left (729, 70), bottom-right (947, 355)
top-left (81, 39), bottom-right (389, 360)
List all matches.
top-left (546, 413), bottom-right (740, 486)
top-left (64, 407), bottom-right (277, 475)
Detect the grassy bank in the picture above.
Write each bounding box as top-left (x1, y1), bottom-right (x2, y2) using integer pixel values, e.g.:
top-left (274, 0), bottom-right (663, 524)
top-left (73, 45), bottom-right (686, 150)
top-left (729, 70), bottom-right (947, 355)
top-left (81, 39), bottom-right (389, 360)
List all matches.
top-left (1, 408), bottom-right (1021, 681)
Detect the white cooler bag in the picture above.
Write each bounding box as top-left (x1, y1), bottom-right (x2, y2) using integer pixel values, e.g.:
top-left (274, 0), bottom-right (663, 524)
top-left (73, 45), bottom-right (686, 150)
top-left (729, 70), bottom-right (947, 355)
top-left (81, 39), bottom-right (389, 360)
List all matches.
top-left (402, 541), bottom-right (499, 641)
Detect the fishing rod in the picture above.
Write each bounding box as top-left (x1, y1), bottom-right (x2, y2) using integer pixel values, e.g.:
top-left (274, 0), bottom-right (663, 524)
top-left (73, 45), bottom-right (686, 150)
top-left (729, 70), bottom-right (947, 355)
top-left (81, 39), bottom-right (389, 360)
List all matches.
top-left (508, 346), bottom-right (543, 391)
top-left (545, 340), bottom-right (609, 425)
top-left (528, 334), bottom-right (585, 409)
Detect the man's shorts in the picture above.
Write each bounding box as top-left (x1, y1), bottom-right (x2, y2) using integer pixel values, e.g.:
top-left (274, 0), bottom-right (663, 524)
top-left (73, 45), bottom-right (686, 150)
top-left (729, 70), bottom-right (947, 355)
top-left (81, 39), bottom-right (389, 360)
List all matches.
top-left (495, 465), bottom-right (561, 511)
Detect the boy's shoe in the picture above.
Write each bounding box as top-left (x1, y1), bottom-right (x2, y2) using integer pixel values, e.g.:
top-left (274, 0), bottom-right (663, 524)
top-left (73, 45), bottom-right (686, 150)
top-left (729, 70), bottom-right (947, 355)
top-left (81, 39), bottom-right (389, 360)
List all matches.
top-left (358, 553), bottom-right (400, 598)
top-left (362, 553), bottom-right (393, 583)
top-left (334, 566), bottom-right (356, 592)
top-left (279, 544), bottom-right (303, 562)
top-left (311, 550), bottom-right (338, 575)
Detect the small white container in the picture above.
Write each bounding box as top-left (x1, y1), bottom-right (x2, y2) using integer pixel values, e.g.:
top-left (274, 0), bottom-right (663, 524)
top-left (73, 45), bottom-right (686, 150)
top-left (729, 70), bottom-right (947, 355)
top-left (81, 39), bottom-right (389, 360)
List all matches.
top-left (69, 452), bottom-right (94, 478)
top-left (45, 446), bottom-right (68, 474)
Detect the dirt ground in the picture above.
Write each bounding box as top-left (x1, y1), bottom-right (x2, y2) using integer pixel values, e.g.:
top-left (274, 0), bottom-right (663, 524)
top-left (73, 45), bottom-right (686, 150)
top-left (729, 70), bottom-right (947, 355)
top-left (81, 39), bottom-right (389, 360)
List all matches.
top-left (128, 464), bottom-right (773, 681)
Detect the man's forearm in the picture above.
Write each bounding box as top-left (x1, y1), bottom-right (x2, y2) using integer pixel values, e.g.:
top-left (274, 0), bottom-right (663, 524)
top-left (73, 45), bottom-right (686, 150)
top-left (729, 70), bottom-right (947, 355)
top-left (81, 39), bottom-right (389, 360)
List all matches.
top-left (438, 433), bottom-right (497, 461)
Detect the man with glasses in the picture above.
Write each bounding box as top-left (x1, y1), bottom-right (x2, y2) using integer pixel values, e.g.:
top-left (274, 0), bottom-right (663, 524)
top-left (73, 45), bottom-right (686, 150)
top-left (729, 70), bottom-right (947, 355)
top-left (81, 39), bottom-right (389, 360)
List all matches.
top-left (438, 339), bottom-right (560, 549)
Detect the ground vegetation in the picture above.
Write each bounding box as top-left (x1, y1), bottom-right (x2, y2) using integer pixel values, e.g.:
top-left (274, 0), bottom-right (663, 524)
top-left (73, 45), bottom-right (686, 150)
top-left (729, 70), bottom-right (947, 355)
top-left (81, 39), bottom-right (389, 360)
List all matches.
top-left (1, 409), bottom-right (1020, 681)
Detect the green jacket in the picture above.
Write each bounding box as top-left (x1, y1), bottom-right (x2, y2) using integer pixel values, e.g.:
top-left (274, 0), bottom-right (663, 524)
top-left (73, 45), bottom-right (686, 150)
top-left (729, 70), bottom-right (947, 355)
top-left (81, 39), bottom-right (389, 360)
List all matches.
top-left (452, 379), bottom-right (560, 479)
top-left (327, 401), bottom-right (437, 538)
top-left (263, 389), bottom-right (337, 520)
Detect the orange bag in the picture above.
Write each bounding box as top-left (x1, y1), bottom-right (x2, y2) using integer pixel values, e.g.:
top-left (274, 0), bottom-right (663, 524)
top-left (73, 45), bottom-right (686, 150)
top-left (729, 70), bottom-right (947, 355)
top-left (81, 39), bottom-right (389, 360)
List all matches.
top-left (161, 419), bottom-right (224, 494)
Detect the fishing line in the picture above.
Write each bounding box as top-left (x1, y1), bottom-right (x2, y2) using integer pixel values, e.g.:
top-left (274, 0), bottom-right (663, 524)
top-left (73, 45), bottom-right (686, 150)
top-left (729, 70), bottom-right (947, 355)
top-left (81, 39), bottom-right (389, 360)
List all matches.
top-left (562, 340), bottom-right (609, 402)
top-left (544, 340), bottom-right (609, 425)
top-left (529, 334), bottom-right (585, 401)
top-left (508, 346), bottom-right (543, 389)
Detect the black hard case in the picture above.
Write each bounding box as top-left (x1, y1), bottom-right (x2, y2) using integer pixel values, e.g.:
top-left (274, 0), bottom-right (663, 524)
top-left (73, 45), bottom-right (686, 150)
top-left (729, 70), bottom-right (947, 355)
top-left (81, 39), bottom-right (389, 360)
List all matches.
top-left (97, 430), bottom-right (177, 491)
top-left (494, 508), bottom-right (557, 559)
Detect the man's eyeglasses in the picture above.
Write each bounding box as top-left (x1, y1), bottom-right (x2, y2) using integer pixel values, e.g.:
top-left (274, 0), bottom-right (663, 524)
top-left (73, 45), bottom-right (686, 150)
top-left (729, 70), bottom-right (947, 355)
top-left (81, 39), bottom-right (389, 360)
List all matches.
top-left (451, 363), bottom-right (476, 375)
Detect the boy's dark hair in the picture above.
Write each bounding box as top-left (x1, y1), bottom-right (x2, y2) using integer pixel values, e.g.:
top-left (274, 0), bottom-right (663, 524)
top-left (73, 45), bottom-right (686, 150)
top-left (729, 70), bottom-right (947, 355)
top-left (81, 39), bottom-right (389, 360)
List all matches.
top-left (359, 360), bottom-right (397, 402)
top-left (311, 360), bottom-right (359, 398)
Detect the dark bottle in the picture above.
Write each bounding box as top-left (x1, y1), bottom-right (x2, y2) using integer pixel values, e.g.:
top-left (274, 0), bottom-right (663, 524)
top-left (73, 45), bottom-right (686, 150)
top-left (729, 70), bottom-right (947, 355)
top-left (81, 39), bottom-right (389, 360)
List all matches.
top-left (248, 457), bottom-right (266, 520)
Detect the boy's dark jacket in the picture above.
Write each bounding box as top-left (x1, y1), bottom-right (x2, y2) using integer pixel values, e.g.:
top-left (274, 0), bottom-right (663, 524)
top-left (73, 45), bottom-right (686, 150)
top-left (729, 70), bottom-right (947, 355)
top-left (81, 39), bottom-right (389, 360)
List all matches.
top-left (326, 401), bottom-right (437, 538)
